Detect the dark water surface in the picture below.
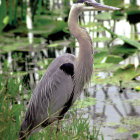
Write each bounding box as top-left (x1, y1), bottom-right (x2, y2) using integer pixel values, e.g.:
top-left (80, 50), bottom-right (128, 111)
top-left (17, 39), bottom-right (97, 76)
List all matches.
top-left (80, 85), bottom-right (140, 140)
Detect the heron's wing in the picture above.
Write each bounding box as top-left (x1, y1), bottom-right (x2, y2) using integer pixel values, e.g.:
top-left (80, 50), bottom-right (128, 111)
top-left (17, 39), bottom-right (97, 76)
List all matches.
top-left (29, 62), bottom-right (74, 125)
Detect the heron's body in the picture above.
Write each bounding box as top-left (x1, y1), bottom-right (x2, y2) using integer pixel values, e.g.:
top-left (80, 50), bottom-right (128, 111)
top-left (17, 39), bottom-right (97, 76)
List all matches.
top-left (19, 1), bottom-right (119, 139)
top-left (20, 54), bottom-right (76, 136)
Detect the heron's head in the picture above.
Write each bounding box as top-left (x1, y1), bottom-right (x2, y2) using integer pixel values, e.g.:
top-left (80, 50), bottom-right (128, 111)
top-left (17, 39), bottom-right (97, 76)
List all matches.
top-left (75, 0), bottom-right (120, 12)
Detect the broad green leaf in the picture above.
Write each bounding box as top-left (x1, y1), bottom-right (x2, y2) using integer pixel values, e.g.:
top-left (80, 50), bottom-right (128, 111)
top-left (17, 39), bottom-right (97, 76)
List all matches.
top-left (103, 0), bottom-right (124, 7)
top-left (93, 37), bottom-right (111, 42)
top-left (47, 43), bottom-right (58, 48)
top-left (0, 41), bottom-right (30, 53)
top-left (105, 55), bottom-right (123, 64)
top-left (110, 44), bottom-right (137, 58)
top-left (7, 23), bottom-right (28, 34)
top-left (33, 20), bottom-right (67, 38)
top-left (92, 62), bottom-right (140, 88)
top-left (95, 12), bottom-right (112, 20)
top-left (116, 127), bottom-right (128, 133)
top-left (83, 21), bottom-right (102, 28)
top-left (103, 26), bottom-right (140, 50)
top-left (114, 64), bottom-right (140, 81)
top-left (122, 116), bottom-right (140, 126)
top-left (112, 10), bottom-right (125, 20)
top-left (94, 50), bottom-right (108, 64)
top-left (118, 35), bottom-right (140, 50)
top-left (126, 9), bottom-right (140, 16)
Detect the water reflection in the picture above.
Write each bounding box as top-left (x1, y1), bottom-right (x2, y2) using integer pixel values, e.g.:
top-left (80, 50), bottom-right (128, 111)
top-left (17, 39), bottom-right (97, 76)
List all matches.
top-left (80, 85), bottom-right (140, 140)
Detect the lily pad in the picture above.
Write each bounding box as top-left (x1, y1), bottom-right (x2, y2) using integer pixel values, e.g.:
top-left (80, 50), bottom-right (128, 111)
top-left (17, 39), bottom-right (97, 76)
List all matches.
top-left (116, 126), bottom-right (128, 133)
top-left (132, 133), bottom-right (139, 139)
top-left (135, 86), bottom-right (140, 91)
top-left (114, 64), bottom-right (140, 81)
top-left (72, 97), bottom-right (96, 109)
top-left (122, 116), bottom-right (140, 126)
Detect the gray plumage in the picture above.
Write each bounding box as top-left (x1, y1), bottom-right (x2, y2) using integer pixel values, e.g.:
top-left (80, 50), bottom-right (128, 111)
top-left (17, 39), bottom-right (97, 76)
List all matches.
top-left (19, 1), bottom-right (119, 139)
top-left (19, 54), bottom-right (76, 139)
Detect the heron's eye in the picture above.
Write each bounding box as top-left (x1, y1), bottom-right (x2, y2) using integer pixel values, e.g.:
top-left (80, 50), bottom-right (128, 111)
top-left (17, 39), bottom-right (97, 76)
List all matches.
top-left (84, 1), bottom-right (91, 6)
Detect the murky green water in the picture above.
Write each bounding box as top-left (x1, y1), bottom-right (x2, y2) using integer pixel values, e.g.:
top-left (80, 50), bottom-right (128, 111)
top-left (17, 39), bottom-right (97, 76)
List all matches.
top-left (80, 84), bottom-right (140, 140)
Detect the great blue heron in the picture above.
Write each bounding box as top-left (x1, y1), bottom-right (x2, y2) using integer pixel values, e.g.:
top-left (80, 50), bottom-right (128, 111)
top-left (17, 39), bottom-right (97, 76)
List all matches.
top-left (19, 0), bottom-right (119, 139)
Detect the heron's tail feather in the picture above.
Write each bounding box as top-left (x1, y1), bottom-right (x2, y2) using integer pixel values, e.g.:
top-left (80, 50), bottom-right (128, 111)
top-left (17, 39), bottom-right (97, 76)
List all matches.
top-left (19, 131), bottom-right (26, 140)
top-left (19, 120), bottom-right (31, 140)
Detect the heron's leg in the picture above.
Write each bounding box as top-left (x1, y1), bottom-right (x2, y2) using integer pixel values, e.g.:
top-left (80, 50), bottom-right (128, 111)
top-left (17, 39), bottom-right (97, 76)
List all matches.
top-left (49, 125), bottom-right (54, 140)
top-left (55, 120), bottom-right (61, 140)
top-left (56, 120), bottom-right (61, 133)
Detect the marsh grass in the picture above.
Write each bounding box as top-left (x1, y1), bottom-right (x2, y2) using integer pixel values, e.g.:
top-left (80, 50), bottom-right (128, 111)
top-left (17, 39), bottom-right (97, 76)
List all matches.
top-left (29, 115), bottom-right (103, 140)
top-left (0, 72), bottom-right (103, 140)
top-left (0, 75), bottom-right (22, 140)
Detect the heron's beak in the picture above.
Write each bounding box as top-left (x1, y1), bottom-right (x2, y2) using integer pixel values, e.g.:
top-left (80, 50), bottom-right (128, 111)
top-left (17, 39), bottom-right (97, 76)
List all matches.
top-left (83, 0), bottom-right (120, 11)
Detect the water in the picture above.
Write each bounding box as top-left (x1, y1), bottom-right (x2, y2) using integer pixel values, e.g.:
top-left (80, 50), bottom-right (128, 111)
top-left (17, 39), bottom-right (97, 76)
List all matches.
top-left (0, 0), bottom-right (140, 139)
top-left (79, 84), bottom-right (140, 140)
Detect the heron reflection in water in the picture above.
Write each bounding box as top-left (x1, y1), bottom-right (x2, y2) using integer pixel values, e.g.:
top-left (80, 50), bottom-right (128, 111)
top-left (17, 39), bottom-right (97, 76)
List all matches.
top-left (19, 0), bottom-right (119, 139)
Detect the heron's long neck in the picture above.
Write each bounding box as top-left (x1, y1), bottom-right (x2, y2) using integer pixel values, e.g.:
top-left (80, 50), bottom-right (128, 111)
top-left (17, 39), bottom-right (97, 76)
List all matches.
top-left (68, 5), bottom-right (94, 96)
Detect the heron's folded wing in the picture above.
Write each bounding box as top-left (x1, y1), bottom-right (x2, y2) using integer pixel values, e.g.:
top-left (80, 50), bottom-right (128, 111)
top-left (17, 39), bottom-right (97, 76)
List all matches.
top-left (29, 64), bottom-right (74, 124)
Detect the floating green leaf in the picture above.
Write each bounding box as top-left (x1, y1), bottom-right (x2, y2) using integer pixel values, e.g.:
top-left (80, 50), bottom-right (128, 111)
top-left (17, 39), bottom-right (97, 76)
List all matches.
top-left (132, 133), bottom-right (139, 139)
top-left (122, 116), bottom-right (140, 126)
top-left (114, 64), bottom-right (140, 81)
top-left (135, 86), bottom-right (140, 91)
top-left (116, 126), bottom-right (128, 133)
top-left (72, 97), bottom-right (96, 109)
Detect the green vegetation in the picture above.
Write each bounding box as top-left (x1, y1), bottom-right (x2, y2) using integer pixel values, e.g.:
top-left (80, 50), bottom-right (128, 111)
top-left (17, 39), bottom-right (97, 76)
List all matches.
top-left (0, 0), bottom-right (140, 139)
top-left (0, 70), bottom-right (102, 140)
